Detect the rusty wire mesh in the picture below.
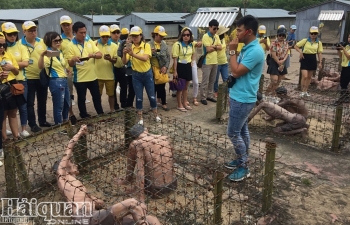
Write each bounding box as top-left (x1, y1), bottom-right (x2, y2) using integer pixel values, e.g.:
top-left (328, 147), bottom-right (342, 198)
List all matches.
top-left (0, 109), bottom-right (275, 224)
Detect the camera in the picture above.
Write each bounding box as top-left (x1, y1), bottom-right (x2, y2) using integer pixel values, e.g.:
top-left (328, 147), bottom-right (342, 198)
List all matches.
top-left (0, 83), bottom-right (12, 100)
top-left (335, 42), bottom-right (347, 48)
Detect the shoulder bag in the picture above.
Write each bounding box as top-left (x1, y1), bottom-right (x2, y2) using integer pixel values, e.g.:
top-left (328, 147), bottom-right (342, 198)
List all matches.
top-left (39, 57), bottom-right (53, 88)
top-left (197, 37), bottom-right (216, 68)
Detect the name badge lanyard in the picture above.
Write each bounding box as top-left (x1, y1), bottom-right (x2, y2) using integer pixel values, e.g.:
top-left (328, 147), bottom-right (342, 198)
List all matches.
top-left (76, 44), bottom-right (84, 57)
top-left (179, 43), bottom-right (189, 62)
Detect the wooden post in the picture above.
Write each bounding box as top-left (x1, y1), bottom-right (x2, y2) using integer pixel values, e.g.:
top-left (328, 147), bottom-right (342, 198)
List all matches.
top-left (331, 105), bottom-right (343, 152)
top-left (216, 83), bottom-right (226, 121)
top-left (213, 171), bottom-right (224, 225)
top-left (262, 138), bottom-right (277, 214)
top-left (317, 58), bottom-right (326, 81)
top-left (13, 145), bottom-right (31, 195)
top-left (298, 68), bottom-right (302, 90)
top-left (3, 143), bottom-right (18, 198)
top-left (124, 108), bottom-right (136, 148)
top-left (259, 74), bottom-right (264, 94)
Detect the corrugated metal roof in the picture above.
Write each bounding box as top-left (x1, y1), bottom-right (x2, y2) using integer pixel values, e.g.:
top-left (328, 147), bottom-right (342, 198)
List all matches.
top-left (83, 15), bottom-right (124, 23)
top-left (318, 10), bottom-right (344, 20)
top-left (0, 8), bottom-right (63, 21)
top-left (293, 0), bottom-right (350, 13)
top-left (189, 7), bottom-right (240, 27)
top-left (244, 8), bottom-right (296, 18)
top-left (131, 13), bottom-right (188, 22)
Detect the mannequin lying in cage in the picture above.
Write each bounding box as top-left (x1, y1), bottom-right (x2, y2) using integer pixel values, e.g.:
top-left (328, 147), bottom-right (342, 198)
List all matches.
top-left (116, 124), bottom-right (177, 201)
top-left (52, 125), bottom-right (162, 225)
top-left (249, 88), bottom-right (309, 136)
top-left (310, 68), bottom-right (341, 91)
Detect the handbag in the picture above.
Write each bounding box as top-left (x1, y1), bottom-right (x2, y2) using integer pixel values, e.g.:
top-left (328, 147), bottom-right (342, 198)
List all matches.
top-left (39, 57), bottom-right (53, 88)
top-left (10, 83), bottom-right (24, 95)
top-left (197, 38), bottom-right (216, 68)
top-left (266, 54), bottom-right (271, 66)
top-left (152, 66), bottom-right (169, 85)
top-left (169, 78), bottom-right (186, 91)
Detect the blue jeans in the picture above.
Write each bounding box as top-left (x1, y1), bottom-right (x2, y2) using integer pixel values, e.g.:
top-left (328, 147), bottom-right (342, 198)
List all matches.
top-left (132, 69), bottom-right (157, 110)
top-left (227, 98), bottom-right (255, 167)
top-left (18, 80), bottom-right (28, 126)
top-left (49, 78), bottom-right (70, 124)
top-left (214, 63), bottom-right (229, 93)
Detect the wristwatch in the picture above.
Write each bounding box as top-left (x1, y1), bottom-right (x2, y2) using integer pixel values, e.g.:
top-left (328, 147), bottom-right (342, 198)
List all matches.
top-left (229, 50), bottom-right (236, 56)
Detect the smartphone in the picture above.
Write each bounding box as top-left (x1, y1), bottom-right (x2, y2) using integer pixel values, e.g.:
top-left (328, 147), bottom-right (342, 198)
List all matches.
top-left (47, 50), bottom-right (60, 57)
top-left (126, 43), bottom-right (132, 49)
top-left (264, 37), bottom-right (267, 39)
top-left (79, 57), bottom-right (90, 61)
top-left (104, 54), bottom-right (110, 59)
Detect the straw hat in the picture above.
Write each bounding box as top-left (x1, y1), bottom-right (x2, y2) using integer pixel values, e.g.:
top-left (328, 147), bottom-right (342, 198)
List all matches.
top-left (217, 26), bottom-right (229, 36)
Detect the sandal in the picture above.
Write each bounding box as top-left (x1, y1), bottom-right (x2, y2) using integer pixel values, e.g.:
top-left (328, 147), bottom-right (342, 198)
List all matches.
top-left (184, 105), bottom-right (192, 110)
top-left (177, 107), bottom-right (187, 112)
top-left (193, 99), bottom-right (199, 106)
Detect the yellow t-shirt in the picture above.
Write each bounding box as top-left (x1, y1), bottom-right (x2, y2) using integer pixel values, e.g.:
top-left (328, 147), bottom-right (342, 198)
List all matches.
top-left (125, 42), bottom-right (152, 73)
top-left (150, 42), bottom-right (161, 68)
top-left (257, 36), bottom-right (271, 53)
top-left (202, 32), bottom-right (221, 65)
top-left (44, 50), bottom-right (67, 78)
top-left (19, 37), bottom-right (46, 79)
top-left (66, 38), bottom-right (100, 82)
top-left (6, 42), bottom-right (29, 81)
top-left (95, 39), bottom-right (118, 80)
top-left (237, 43), bottom-right (245, 53)
top-left (341, 45), bottom-right (350, 67)
top-left (172, 41), bottom-right (195, 63)
top-left (296, 38), bottom-right (323, 54)
top-left (0, 51), bottom-right (20, 82)
top-left (217, 39), bottom-right (227, 65)
top-left (60, 33), bottom-right (74, 57)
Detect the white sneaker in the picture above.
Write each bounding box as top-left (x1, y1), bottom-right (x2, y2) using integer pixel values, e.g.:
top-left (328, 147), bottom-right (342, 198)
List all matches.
top-left (300, 92), bottom-right (305, 97)
top-left (85, 99), bottom-right (91, 104)
top-left (138, 120), bottom-right (144, 125)
top-left (0, 161), bottom-right (3, 167)
top-left (6, 130), bottom-right (12, 135)
top-left (0, 151), bottom-right (3, 160)
top-left (72, 100), bottom-right (76, 106)
top-left (156, 116), bottom-right (161, 123)
top-left (305, 92), bottom-right (310, 97)
top-left (20, 130), bottom-right (30, 137)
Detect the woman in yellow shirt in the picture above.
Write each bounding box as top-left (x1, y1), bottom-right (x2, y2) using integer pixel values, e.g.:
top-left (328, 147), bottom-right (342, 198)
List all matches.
top-left (38, 32), bottom-right (70, 125)
top-left (214, 26), bottom-right (229, 97)
top-left (295, 26), bottom-right (323, 97)
top-left (172, 28), bottom-right (195, 112)
top-left (2, 22), bottom-right (30, 137)
top-left (122, 26), bottom-right (161, 125)
top-left (0, 32), bottom-right (23, 141)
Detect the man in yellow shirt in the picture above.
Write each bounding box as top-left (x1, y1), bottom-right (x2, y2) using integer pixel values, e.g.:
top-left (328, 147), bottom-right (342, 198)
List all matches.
top-left (95, 25), bottom-right (118, 112)
top-left (59, 15), bottom-right (77, 124)
top-left (19, 21), bottom-right (52, 132)
top-left (257, 25), bottom-right (270, 54)
top-left (66, 21), bottom-right (104, 118)
top-left (200, 19), bottom-right (222, 105)
top-left (110, 24), bottom-right (128, 109)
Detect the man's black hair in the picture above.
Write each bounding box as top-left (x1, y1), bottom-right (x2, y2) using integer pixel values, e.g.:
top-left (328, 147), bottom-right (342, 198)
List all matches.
top-left (209, 19), bottom-right (219, 27)
top-left (72, 21), bottom-right (86, 33)
top-left (236, 15), bottom-right (259, 35)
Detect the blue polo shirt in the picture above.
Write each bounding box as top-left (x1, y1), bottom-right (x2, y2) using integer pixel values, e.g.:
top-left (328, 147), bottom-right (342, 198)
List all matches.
top-left (229, 39), bottom-right (264, 103)
top-left (287, 32), bottom-right (296, 46)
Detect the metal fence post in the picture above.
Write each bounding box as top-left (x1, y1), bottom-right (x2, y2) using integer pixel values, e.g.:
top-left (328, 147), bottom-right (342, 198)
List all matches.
top-left (331, 105), bottom-right (343, 152)
top-left (213, 171), bottom-right (224, 225)
top-left (262, 138), bottom-right (277, 214)
top-left (298, 68), bottom-right (302, 90)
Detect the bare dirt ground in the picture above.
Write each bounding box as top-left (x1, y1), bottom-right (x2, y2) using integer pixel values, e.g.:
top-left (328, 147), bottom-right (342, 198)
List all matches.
top-left (0, 45), bottom-right (350, 224)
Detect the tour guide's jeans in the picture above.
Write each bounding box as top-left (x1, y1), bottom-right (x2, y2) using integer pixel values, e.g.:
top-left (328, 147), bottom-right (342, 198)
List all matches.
top-left (27, 79), bottom-right (48, 128)
top-left (49, 78), bottom-right (70, 124)
top-left (227, 98), bottom-right (255, 168)
top-left (132, 68), bottom-right (157, 111)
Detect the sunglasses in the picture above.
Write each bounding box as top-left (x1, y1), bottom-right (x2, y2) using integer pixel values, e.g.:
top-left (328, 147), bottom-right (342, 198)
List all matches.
top-left (112, 30), bottom-right (120, 34)
top-left (130, 35), bottom-right (139, 38)
top-left (101, 36), bottom-right (110, 38)
top-left (27, 29), bottom-right (37, 33)
top-left (182, 34), bottom-right (190, 37)
top-left (6, 33), bottom-right (18, 37)
top-left (278, 34), bottom-right (286, 37)
top-left (53, 39), bottom-right (63, 43)
top-left (212, 27), bottom-right (218, 31)
top-left (310, 33), bottom-right (318, 35)
top-left (0, 43), bottom-right (7, 48)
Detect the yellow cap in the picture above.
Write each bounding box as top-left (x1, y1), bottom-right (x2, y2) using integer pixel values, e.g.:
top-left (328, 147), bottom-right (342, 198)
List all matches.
top-left (121, 28), bottom-right (129, 35)
top-left (99, 25), bottom-right (110, 37)
top-left (310, 26), bottom-right (319, 33)
top-left (60, 15), bottom-right (72, 24)
top-left (278, 25), bottom-right (285, 29)
top-left (110, 24), bottom-right (120, 32)
top-left (258, 25), bottom-right (266, 34)
top-left (1, 22), bottom-right (19, 33)
top-left (130, 26), bottom-right (142, 35)
top-left (0, 32), bottom-right (5, 39)
top-left (181, 27), bottom-right (191, 33)
top-left (153, 26), bottom-right (167, 36)
top-left (22, 21), bottom-right (37, 30)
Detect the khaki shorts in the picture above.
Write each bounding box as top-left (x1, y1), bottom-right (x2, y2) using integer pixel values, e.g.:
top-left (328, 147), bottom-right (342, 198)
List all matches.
top-left (98, 79), bottom-right (115, 97)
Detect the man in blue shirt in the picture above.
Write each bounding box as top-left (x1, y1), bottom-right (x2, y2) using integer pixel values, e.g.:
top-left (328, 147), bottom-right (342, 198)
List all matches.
top-left (225, 15), bottom-right (265, 181)
top-left (285, 25), bottom-right (297, 69)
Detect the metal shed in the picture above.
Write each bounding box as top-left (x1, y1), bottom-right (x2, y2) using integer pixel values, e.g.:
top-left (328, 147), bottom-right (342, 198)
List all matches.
top-left (118, 12), bottom-right (189, 40)
top-left (0, 8), bottom-right (93, 39)
top-left (245, 8), bottom-right (296, 37)
top-left (290, 0), bottom-right (350, 43)
top-left (83, 15), bottom-right (124, 38)
top-left (189, 7), bottom-right (241, 28)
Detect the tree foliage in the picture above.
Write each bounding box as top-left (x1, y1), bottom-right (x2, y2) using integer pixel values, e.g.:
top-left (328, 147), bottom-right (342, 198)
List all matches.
top-left (0, 0), bottom-right (328, 15)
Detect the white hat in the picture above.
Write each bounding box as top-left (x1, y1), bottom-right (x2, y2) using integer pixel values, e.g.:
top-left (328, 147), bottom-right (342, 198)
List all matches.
top-left (110, 24), bottom-right (120, 32)
top-left (99, 25), bottom-right (110, 36)
top-left (22, 21), bottom-right (37, 30)
top-left (258, 25), bottom-right (266, 34)
top-left (1, 22), bottom-right (19, 33)
top-left (290, 25), bottom-right (297, 30)
top-left (130, 26), bottom-right (142, 35)
top-left (309, 26), bottom-right (319, 33)
top-left (60, 15), bottom-right (72, 24)
top-left (278, 25), bottom-right (285, 29)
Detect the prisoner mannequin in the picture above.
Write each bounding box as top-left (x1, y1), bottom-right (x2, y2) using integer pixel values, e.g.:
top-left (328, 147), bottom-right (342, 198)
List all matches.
top-left (53, 125), bottom-right (161, 225)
